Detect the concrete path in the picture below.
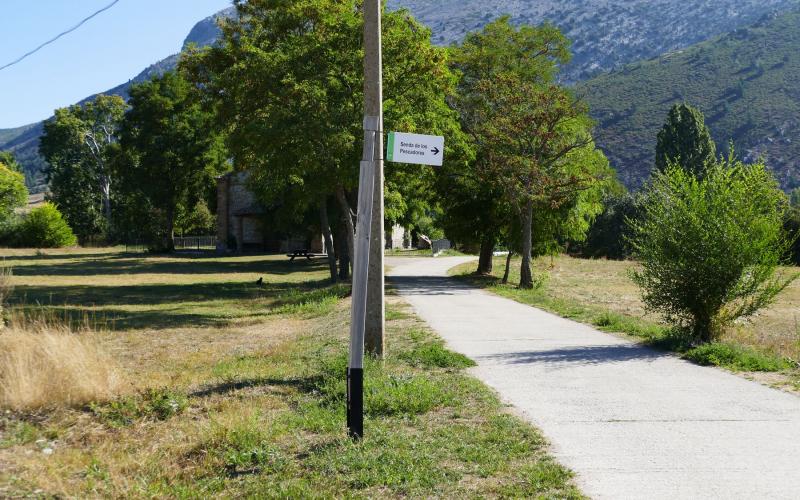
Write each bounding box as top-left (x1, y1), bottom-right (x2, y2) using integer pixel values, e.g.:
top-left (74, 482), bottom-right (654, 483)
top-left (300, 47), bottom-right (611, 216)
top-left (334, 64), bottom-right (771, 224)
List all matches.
top-left (386, 256), bottom-right (800, 500)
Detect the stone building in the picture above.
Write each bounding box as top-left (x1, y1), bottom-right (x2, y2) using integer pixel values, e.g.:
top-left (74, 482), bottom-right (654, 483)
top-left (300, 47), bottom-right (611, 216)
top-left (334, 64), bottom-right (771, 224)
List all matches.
top-left (216, 172), bottom-right (324, 254)
top-left (216, 171), bottom-right (413, 254)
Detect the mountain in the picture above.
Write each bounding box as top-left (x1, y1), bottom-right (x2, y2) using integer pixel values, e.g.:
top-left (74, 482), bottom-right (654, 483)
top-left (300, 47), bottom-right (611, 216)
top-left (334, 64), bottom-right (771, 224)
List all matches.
top-left (4, 1), bottom-right (800, 192)
top-left (0, 7), bottom-right (235, 193)
top-left (388, 0), bottom-right (799, 82)
top-left (580, 8), bottom-right (800, 190)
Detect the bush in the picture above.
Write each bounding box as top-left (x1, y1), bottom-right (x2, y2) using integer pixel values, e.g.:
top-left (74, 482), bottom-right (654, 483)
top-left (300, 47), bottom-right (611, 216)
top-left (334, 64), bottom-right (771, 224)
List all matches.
top-left (630, 157), bottom-right (797, 343)
top-left (16, 202), bottom-right (77, 248)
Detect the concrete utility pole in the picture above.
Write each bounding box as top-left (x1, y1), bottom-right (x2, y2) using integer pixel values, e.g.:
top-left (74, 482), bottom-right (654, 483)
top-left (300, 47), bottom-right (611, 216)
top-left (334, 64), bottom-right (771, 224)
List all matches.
top-left (347, 0), bottom-right (383, 439)
top-left (364, 0), bottom-right (385, 358)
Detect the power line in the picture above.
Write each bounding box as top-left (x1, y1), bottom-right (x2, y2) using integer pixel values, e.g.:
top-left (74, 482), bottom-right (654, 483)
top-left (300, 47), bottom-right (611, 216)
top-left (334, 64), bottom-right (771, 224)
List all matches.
top-left (0, 0), bottom-right (122, 73)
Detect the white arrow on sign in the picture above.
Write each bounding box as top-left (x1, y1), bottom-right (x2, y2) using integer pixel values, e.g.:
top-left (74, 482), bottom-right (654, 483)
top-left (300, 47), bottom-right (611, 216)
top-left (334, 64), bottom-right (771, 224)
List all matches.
top-left (386, 132), bottom-right (444, 166)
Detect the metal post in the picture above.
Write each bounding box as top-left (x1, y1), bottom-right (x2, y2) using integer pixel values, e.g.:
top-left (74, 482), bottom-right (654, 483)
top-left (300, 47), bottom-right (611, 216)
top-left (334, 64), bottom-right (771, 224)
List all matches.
top-left (364, 0), bottom-right (385, 358)
top-left (347, 0), bottom-right (383, 439)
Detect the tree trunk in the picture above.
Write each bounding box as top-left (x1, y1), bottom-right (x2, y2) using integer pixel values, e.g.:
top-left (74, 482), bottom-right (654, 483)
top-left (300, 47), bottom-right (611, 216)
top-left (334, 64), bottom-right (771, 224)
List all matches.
top-left (502, 250), bottom-right (514, 284)
top-left (319, 201), bottom-right (338, 282)
top-left (337, 223), bottom-right (351, 281)
top-left (477, 238), bottom-right (495, 275)
top-left (335, 186), bottom-right (356, 274)
top-left (520, 200), bottom-right (534, 289)
top-left (165, 205), bottom-right (176, 253)
top-left (100, 176), bottom-right (112, 232)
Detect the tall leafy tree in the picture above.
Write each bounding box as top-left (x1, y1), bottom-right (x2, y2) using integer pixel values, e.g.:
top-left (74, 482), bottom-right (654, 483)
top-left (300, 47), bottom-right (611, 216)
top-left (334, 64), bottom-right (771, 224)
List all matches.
top-left (183, 0), bottom-right (462, 279)
top-left (447, 17), bottom-right (578, 275)
top-left (119, 71), bottom-right (227, 251)
top-left (471, 73), bottom-right (610, 288)
top-left (40, 95), bottom-right (127, 233)
top-left (655, 103), bottom-right (716, 177)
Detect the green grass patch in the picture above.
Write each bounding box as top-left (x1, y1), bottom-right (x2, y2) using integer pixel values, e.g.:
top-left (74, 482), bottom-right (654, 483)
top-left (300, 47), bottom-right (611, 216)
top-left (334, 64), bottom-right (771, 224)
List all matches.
top-left (399, 342), bottom-right (476, 369)
top-left (684, 342), bottom-right (792, 372)
top-left (271, 283), bottom-right (350, 318)
top-left (90, 388), bottom-right (188, 427)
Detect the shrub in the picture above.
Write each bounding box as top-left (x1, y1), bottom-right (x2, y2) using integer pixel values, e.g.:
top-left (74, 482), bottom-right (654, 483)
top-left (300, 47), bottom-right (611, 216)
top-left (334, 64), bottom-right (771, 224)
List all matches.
top-left (784, 207), bottom-right (800, 266)
top-left (0, 325), bottom-right (127, 410)
top-left (630, 157), bottom-right (797, 343)
top-left (16, 202), bottom-right (77, 248)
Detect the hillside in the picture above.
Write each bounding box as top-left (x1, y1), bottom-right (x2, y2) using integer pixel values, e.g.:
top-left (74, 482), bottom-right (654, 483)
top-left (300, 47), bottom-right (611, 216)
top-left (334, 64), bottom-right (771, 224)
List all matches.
top-left (581, 9), bottom-right (800, 190)
top-left (389, 0), bottom-right (799, 82)
top-left (0, 8), bottom-right (234, 192)
top-left (4, 1), bottom-right (800, 192)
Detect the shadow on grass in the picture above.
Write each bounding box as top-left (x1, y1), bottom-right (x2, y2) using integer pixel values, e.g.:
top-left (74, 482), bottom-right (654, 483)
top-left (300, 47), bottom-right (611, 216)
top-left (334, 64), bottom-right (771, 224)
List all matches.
top-left (190, 377), bottom-right (322, 399)
top-left (8, 253), bottom-right (329, 277)
top-left (10, 278), bottom-right (343, 330)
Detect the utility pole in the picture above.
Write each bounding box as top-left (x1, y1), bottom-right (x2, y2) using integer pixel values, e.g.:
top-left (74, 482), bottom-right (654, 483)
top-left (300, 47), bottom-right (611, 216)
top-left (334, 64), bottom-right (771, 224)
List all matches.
top-left (347, 0), bottom-right (383, 439)
top-left (364, 0), bottom-right (385, 358)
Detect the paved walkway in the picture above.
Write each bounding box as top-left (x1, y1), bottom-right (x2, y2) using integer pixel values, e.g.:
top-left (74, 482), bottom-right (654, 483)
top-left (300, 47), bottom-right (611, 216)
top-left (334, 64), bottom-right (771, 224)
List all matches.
top-left (386, 257), bottom-right (800, 500)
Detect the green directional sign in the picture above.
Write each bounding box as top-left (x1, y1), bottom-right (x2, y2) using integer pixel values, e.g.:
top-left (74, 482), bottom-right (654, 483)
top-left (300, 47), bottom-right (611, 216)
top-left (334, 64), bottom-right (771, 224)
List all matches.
top-left (387, 132), bottom-right (444, 166)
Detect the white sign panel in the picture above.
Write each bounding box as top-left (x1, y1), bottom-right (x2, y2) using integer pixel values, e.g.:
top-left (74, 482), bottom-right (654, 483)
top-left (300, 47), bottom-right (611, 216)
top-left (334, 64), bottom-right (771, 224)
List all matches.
top-left (386, 132), bottom-right (444, 166)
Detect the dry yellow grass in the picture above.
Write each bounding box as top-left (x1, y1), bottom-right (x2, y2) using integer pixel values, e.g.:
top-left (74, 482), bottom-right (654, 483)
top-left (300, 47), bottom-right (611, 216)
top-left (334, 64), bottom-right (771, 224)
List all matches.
top-left (0, 325), bottom-right (128, 411)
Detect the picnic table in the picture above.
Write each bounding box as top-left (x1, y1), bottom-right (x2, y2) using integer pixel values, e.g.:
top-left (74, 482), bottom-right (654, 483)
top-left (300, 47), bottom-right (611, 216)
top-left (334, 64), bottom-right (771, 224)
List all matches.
top-left (286, 249), bottom-right (320, 261)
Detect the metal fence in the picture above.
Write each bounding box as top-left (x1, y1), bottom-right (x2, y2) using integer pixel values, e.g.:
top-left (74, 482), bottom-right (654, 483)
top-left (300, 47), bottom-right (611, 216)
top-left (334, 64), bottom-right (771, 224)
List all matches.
top-left (174, 236), bottom-right (217, 251)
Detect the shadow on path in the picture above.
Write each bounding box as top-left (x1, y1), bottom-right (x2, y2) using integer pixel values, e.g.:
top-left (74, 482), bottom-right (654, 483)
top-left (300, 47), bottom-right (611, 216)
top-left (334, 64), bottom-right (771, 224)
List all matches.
top-left (478, 344), bottom-right (668, 367)
top-left (387, 275), bottom-right (473, 296)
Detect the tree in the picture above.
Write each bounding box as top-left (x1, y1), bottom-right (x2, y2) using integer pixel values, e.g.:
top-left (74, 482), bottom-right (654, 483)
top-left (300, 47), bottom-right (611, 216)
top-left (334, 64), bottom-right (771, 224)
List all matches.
top-left (40, 95), bottom-right (127, 234)
top-left (470, 73), bottom-right (609, 288)
top-left (16, 203), bottom-right (77, 248)
top-left (631, 157), bottom-right (796, 343)
top-left (0, 152), bottom-right (22, 173)
top-left (790, 187), bottom-right (800, 208)
top-left (446, 17), bottom-right (571, 275)
top-left (0, 162), bottom-right (27, 225)
top-left (655, 103), bottom-right (716, 177)
top-left (175, 200), bottom-right (215, 236)
top-left (578, 190), bottom-right (642, 260)
top-left (785, 210), bottom-right (800, 266)
top-left (119, 72), bottom-right (227, 251)
top-left (183, 0), bottom-right (461, 281)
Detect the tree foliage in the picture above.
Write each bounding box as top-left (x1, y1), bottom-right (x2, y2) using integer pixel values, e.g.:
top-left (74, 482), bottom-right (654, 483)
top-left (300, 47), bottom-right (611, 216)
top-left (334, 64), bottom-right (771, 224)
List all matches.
top-left (444, 17), bottom-right (570, 273)
top-left (0, 152), bottom-right (22, 173)
top-left (631, 156), bottom-right (796, 343)
top-left (183, 0), bottom-right (462, 277)
top-left (118, 72), bottom-right (227, 251)
top-left (16, 203), bottom-right (77, 248)
top-left (39, 95), bottom-right (127, 240)
top-left (469, 72), bottom-right (610, 288)
top-left (0, 162), bottom-right (27, 224)
top-left (446, 18), bottom-right (611, 283)
top-left (655, 103), bottom-right (717, 177)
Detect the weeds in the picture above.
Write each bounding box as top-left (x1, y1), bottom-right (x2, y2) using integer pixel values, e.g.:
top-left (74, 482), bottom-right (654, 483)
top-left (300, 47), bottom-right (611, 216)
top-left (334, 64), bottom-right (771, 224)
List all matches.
top-left (91, 388), bottom-right (187, 427)
top-left (0, 324), bottom-right (127, 411)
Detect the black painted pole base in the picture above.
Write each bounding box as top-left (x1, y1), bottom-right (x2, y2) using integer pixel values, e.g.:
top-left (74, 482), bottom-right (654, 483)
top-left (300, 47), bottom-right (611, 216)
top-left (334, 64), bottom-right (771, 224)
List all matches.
top-left (347, 367), bottom-right (364, 439)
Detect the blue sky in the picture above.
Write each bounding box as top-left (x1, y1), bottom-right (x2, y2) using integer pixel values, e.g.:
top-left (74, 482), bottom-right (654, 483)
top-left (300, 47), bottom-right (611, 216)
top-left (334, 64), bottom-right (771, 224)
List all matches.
top-left (0, 0), bottom-right (233, 129)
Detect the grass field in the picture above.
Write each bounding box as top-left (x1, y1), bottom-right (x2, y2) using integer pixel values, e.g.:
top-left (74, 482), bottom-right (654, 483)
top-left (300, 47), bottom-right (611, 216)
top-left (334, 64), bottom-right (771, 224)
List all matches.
top-left (453, 255), bottom-right (800, 391)
top-left (0, 249), bottom-right (581, 498)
